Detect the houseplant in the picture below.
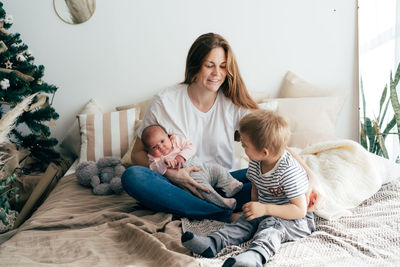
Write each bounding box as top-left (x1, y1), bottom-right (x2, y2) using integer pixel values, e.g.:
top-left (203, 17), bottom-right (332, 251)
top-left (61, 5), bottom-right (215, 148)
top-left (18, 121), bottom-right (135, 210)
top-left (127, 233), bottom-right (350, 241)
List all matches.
top-left (360, 62), bottom-right (400, 162)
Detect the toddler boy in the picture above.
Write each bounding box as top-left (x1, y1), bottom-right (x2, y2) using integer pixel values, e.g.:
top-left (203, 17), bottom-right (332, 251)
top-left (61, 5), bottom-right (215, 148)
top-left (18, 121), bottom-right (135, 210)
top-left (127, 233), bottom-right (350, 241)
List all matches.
top-left (181, 110), bottom-right (315, 267)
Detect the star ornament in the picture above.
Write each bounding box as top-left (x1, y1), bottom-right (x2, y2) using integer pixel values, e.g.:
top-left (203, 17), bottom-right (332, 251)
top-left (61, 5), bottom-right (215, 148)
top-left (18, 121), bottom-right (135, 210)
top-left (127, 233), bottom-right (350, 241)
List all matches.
top-left (5, 60), bottom-right (12, 69)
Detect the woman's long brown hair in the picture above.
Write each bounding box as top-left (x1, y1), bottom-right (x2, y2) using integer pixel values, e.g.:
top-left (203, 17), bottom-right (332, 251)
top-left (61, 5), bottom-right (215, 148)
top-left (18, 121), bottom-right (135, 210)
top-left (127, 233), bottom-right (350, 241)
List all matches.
top-left (182, 33), bottom-right (258, 110)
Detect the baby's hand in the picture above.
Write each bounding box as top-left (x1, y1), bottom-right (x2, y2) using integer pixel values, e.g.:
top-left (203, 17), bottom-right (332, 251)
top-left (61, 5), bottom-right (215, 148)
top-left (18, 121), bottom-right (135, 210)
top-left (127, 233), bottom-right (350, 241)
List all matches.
top-left (164, 158), bottom-right (178, 169)
top-left (175, 155), bottom-right (186, 170)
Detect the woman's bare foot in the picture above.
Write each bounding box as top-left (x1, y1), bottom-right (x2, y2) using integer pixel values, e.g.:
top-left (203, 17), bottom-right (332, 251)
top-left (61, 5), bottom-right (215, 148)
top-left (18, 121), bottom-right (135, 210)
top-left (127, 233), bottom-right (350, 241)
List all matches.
top-left (229, 212), bottom-right (243, 223)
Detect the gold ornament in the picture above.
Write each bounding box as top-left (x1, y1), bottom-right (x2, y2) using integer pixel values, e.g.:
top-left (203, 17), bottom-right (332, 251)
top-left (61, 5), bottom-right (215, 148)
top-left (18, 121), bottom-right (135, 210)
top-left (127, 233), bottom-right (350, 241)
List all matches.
top-left (4, 60), bottom-right (12, 69)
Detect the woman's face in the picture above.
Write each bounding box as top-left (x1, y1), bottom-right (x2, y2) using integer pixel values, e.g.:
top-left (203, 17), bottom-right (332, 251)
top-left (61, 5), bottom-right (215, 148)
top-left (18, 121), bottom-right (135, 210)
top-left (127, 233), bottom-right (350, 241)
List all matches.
top-left (193, 47), bottom-right (227, 93)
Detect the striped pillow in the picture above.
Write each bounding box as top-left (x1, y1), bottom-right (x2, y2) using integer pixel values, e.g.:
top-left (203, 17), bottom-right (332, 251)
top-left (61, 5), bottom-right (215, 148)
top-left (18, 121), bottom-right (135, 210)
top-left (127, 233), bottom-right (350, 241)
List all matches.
top-left (78, 108), bottom-right (137, 162)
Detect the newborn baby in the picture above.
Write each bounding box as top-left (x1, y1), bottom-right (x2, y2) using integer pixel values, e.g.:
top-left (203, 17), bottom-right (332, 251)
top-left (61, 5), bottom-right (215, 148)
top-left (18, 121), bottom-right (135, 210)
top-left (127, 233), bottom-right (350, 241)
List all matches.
top-left (141, 124), bottom-right (243, 210)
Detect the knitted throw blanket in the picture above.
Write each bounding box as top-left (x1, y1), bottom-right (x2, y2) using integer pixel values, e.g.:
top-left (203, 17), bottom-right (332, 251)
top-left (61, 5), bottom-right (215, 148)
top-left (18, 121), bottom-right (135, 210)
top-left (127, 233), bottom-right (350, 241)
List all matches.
top-left (299, 139), bottom-right (382, 220)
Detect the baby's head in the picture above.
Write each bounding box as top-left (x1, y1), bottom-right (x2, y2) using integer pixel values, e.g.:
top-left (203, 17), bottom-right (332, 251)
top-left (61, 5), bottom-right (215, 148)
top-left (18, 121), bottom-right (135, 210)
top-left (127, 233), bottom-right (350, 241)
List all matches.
top-left (141, 125), bottom-right (173, 157)
top-left (239, 110), bottom-right (290, 161)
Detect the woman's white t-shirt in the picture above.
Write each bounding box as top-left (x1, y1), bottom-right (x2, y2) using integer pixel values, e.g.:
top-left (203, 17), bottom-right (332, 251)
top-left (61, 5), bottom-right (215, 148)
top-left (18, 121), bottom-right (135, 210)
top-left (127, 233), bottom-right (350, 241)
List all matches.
top-left (139, 83), bottom-right (250, 170)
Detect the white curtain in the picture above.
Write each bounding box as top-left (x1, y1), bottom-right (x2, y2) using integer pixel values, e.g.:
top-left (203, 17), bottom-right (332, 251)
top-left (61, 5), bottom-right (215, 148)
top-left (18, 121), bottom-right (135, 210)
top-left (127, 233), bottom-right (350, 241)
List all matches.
top-left (359, 0), bottom-right (400, 161)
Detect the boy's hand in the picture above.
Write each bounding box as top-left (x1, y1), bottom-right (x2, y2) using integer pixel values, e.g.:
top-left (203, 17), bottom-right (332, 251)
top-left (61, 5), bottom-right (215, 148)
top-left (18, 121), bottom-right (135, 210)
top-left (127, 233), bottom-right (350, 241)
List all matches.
top-left (242, 201), bottom-right (267, 221)
top-left (175, 155), bottom-right (186, 170)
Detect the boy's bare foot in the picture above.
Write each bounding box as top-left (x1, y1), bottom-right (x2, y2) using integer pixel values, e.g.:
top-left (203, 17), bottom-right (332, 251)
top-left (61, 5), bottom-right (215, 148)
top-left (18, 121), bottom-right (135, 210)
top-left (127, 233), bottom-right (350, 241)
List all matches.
top-left (229, 212), bottom-right (243, 222)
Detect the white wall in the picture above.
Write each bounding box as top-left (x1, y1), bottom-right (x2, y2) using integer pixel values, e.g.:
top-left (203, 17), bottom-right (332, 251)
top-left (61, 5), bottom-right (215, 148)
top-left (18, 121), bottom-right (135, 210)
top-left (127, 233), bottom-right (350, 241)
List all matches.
top-left (3, 0), bottom-right (358, 143)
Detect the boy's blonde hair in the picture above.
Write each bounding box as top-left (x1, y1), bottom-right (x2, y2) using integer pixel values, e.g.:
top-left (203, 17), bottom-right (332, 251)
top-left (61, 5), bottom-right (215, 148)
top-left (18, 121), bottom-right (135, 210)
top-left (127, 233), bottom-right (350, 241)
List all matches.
top-left (239, 110), bottom-right (290, 156)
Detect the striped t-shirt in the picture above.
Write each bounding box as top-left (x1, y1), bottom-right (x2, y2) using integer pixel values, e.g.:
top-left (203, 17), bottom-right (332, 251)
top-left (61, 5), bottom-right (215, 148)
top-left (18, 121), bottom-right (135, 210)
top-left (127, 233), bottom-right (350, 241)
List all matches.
top-left (247, 150), bottom-right (308, 205)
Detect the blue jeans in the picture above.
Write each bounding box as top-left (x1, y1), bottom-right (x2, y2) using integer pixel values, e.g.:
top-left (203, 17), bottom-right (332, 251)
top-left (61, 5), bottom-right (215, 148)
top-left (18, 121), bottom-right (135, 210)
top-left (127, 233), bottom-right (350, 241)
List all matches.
top-left (121, 166), bottom-right (251, 222)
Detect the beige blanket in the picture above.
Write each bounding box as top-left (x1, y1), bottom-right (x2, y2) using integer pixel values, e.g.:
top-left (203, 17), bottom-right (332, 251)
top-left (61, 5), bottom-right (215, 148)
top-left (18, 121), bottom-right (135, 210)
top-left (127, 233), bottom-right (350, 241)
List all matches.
top-left (0, 174), bottom-right (199, 267)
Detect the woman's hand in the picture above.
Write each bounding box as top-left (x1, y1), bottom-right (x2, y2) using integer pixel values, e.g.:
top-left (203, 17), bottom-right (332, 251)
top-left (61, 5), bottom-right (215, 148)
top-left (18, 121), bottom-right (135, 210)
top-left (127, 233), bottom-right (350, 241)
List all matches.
top-left (305, 171), bottom-right (325, 212)
top-left (306, 185), bottom-right (325, 212)
top-left (165, 166), bottom-right (210, 199)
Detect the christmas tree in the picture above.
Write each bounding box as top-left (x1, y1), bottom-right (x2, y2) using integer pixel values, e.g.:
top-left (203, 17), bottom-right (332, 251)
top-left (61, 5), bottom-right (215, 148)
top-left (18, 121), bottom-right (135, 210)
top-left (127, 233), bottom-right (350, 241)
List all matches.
top-left (0, 2), bottom-right (59, 170)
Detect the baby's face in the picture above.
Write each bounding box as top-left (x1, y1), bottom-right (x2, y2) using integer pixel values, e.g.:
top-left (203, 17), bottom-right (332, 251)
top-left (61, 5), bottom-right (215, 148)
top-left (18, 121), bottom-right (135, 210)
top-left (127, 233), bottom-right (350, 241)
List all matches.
top-left (146, 129), bottom-right (173, 157)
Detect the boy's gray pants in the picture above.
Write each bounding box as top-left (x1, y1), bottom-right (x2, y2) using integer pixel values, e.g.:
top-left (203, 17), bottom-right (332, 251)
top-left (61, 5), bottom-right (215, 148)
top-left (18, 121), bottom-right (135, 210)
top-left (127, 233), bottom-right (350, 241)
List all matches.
top-left (208, 213), bottom-right (315, 261)
top-left (185, 157), bottom-right (242, 209)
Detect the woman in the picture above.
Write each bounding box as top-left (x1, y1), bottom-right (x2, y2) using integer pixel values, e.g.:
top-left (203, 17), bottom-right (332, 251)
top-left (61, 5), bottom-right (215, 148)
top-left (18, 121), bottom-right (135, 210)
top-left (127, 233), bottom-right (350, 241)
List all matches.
top-left (122, 33), bottom-right (322, 222)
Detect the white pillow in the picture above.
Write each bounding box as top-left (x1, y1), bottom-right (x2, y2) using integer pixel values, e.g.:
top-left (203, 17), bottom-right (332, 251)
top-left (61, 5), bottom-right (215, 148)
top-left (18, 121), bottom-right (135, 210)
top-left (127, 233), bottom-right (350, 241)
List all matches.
top-left (258, 101), bottom-right (278, 112)
top-left (276, 71), bottom-right (348, 148)
top-left (249, 90), bottom-right (270, 104)
top-left (260, 96), bottom-right (345, 148)
top-left (279, 71), bottom-right (347, 98)
top-left (78, 108), bottom-right (137, 163)
top-left (116, 99), bottom-right (151, 120)
top-left (60, 99), bottom-right (103, 157)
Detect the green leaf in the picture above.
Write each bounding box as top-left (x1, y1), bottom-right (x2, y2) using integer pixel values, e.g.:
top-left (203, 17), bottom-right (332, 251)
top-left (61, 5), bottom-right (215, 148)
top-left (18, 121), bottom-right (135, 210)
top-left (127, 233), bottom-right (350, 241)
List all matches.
top-left (382, 115), bottom-right (397, 139)
top-left (364, 118), bottom-right (376, 152)
top-left (394, 61), bottom-right (400, 87)
top-left (371, 120), bottom-right (383, 155)
top-left (360, 77), bottom-right (366, 122)
top-left (379, 96), bottom-right (391, 129)
top-left (377, 129), bottom-right (389, 159)
top-left (360, 123), bottom-right (368, 149)
top-left (377, 84), bottom-right (387, 122)
top-left (389, 65), bottom-right (400, 145)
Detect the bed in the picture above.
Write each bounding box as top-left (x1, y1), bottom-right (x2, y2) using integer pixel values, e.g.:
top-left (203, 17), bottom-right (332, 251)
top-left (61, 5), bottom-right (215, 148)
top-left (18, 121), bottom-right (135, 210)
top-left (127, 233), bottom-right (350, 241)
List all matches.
top-left (0, 156), bottom-right (399, 267)
top-left (1, 72), bottom-right (399, 266)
